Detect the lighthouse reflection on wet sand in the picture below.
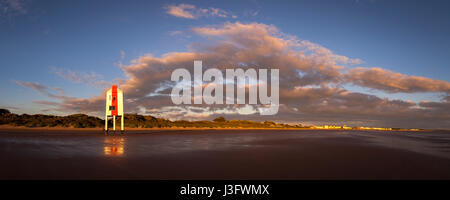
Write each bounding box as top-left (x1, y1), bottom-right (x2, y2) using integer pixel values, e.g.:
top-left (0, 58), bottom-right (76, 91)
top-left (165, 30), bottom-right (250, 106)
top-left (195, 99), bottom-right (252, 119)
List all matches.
top-left (105, 85), bottom-right (124, 134)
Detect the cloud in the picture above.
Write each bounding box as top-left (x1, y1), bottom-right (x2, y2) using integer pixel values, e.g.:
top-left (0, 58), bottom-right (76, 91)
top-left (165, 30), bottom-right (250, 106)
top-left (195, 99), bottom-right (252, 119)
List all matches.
top-left (0, 0), bottom-right (27, 20)
top-left (243, 10), bottom-right (259, 18)
top-left (14, 81), bottom-right (47, 94)
top-left (51, 67), bottom-right (112, 88)
top-left (15, 80), bottom-right (106, 116)
top-left (14, 80), bottom-right (75, 100)
top-left (21, 22), bottom-right (450, 128)
top-left (165, 4), bottom-right (232, 19)
top-left (169, 30), bottom-right (183, 36)
top-left (346, 67), bottom-right (450, 93)
top-left (166, 4), bottom-right (195, 19)
top-left (120, 50), bottom-right (125, 60)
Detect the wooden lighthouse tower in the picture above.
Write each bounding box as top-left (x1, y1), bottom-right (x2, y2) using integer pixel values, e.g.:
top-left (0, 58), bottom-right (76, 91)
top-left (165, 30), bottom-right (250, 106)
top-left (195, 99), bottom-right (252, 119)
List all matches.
top-left (105, 85), bottom-right (124, 134)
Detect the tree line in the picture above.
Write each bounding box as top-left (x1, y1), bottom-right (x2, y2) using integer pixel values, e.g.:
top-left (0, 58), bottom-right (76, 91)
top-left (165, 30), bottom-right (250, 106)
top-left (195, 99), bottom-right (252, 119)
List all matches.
top-left (0, 109), bottom-right (304, 128)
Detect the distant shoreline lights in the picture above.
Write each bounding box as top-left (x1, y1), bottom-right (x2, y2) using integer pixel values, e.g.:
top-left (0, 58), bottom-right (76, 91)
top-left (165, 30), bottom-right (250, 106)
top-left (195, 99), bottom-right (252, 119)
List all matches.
top-left (170, 60), bottom-right (279, 115)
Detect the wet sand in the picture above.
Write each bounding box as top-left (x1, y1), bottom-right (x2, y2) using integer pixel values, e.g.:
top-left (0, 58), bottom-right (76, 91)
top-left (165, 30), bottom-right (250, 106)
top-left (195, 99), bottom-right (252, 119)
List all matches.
top-left (0, 128), bottom-right (450, 179)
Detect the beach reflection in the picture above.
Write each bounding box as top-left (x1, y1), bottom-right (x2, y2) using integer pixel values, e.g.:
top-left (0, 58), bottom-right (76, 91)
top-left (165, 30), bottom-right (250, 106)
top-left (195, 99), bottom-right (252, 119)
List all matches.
top-left (103, 137), bottom-right (125, 156)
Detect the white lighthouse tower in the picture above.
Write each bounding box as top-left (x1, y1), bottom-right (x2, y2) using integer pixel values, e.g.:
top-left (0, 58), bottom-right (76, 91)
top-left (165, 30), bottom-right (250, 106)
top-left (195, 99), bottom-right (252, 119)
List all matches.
top-left (105, 85), bottom-right (124, 134)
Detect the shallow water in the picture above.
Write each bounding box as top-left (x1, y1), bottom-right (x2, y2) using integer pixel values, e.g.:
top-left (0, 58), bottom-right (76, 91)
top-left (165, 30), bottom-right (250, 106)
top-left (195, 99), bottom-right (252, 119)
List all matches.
top-left (1, 129), bottom-right (450, 179)
top-left (1, 130), bottom-right (449, 159)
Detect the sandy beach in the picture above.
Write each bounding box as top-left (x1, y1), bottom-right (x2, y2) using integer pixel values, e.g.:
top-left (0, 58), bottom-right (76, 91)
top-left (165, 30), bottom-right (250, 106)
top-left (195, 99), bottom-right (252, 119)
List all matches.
top-left (0, 128), bottom-right (449, 179)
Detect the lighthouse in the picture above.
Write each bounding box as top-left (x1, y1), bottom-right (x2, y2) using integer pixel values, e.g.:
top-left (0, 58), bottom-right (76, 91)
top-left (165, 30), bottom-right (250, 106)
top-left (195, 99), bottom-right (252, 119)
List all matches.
top-left (105, 85), bottom-right (124, 134)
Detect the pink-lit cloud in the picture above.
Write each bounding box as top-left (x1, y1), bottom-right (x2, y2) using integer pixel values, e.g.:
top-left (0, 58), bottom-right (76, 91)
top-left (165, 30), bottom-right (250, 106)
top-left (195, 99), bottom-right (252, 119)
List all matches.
top-left (165, 4), bottom-right (237, 19)
top-left (346, 67), bottom-right (450, 93)
top-left (51, 67), bottom-right (112, 88)
top-left (165, 4), bottom-right (232, 19)
top-left (16, 22), bottom-right (450, 128)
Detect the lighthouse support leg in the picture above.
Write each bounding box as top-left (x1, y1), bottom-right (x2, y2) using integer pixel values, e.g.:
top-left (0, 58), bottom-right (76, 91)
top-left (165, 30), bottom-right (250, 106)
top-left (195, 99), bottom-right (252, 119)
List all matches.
top-left (121, 115), bottom-right (124, 134)
top-left (113, 115), bottom-right (116, 132)
top-left (104, 115), bottom-right (108, 135)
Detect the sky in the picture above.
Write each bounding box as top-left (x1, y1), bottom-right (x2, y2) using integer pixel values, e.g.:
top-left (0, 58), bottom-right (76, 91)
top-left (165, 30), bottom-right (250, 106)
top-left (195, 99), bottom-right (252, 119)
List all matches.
top-left (1, 0), bottom-right (450, 128)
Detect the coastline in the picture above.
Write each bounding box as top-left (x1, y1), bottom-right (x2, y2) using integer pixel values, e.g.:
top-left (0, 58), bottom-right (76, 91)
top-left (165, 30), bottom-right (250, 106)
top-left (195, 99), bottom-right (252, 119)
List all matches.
top-left (0, 125), bottom-right (437, 132)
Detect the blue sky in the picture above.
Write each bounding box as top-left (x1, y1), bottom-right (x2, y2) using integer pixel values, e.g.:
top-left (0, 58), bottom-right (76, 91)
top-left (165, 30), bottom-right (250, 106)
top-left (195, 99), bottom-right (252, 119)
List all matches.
top-left (1, 0), bottom-right (450, 128)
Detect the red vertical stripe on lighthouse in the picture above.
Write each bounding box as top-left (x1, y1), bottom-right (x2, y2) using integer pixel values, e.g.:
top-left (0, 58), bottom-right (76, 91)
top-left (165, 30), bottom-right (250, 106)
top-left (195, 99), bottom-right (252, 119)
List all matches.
top-left (112, 85), bottom-right (118, 116)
